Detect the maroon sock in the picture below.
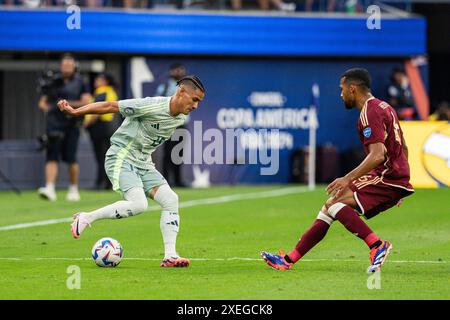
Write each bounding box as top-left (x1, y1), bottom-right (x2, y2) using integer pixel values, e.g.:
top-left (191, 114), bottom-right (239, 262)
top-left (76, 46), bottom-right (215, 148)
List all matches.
top-left (287, 219), bottom-right (331, 263)
top-left (332, 204), bottom-right (379, 248)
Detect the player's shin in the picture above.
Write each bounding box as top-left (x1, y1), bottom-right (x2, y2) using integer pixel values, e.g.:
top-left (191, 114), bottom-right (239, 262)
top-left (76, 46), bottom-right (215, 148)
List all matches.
top-left (160, 211), bottom-right (179, 259)
top-left (286, 211), bottom-right (334, 263)
top-left (153, 184), bottom-right (180, 259)
top-left (85, 187), bottom-right (148, 222)
top-left (328, 203), bottom-right (380, 248)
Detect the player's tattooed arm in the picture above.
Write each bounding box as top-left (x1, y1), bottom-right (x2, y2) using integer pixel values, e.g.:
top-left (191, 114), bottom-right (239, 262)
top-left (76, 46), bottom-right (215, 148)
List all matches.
top-left (326, 142), bottom-right (386, 197)
top-left (57, 99), bottom-right (119, 116)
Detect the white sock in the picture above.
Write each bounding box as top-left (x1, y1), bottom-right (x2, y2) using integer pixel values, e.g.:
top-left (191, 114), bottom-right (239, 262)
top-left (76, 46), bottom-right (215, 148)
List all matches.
top-left (153, 184), bottom-right (180, 259)
top-left (68, 184), bottom-right (78, 192)
top-left (85, 187), bottom-right (148, 223)
top-left (160, 211), bottom-right (179, 259)
top-left (46, 183), bottom-right (55, 191)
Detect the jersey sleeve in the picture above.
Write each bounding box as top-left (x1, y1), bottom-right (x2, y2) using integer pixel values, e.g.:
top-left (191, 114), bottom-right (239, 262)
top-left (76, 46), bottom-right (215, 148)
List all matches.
top-left (361, 107), bottom-right (386, 146)
top-left (118, 97), bottom-right (155, 119)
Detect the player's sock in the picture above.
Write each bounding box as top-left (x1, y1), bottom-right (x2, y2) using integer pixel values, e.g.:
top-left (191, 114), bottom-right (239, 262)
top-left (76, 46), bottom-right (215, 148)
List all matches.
top-left (46, 183), bottom-right (55, 191)
top-left (85, 187), bottom-right (148, 223)
top-left (370, 240), bottom-right (383, 249)
top-left (153, 184), bottom-right (180, 259)
top-left (328, 203), bottom-right (380, 248)
top-left (286, 211), bottom-right (334, 263)
top-left (160, 211), bottom-right (179, 259)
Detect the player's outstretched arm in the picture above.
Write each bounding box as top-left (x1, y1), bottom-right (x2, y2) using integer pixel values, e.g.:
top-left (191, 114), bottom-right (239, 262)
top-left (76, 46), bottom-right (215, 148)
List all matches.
top-left (57, 99), bottom-right (119, 117)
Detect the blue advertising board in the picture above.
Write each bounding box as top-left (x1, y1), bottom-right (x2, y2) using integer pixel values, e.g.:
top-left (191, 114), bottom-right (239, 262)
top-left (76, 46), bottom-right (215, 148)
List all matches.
top-left (0, 9), bottom-right (425, 56)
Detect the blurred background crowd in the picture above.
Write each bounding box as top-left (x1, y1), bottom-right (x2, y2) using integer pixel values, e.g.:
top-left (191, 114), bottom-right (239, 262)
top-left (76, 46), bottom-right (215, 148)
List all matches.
top-left (0, 0), bottom-right (403, 13)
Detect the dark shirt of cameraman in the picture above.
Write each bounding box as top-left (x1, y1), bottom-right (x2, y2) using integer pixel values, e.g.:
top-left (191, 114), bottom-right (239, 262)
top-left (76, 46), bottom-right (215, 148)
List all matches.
top-left (37, 53), bottom-right (91, 202)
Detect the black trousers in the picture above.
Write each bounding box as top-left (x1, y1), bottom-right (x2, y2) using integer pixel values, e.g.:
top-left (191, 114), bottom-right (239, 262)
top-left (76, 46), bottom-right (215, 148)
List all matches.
top-left (88, 121), bottom-right (113, 189)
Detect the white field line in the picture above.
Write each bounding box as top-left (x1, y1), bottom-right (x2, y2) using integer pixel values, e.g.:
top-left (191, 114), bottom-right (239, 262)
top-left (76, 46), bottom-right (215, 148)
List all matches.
top-left (0, 257), bottom-right (446, 264)
top-left (0, 186), bottom-right (310, 232)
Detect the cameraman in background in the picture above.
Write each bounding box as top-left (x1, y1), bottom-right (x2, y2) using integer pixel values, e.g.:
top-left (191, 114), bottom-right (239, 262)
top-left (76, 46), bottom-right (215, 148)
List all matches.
top-left (37, 53), bottom-right (91, 201)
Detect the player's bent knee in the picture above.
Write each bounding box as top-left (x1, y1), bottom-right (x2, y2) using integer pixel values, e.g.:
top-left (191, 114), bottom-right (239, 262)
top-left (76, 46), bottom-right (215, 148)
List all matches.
top-left (327, 202), bottom-right (346, 219)
top-left (153, 184), bottom-right (178, 212)
top-left (317, 211), bottom-right (334, 225)
top-left (124, 187), bottom-right (148, 214)
top-left (133, 198), bottom-right (148, 213)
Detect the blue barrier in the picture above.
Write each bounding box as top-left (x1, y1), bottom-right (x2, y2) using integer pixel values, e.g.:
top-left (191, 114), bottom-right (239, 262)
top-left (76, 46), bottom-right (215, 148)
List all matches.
top-left (0, 9), bottom-right (425, 56)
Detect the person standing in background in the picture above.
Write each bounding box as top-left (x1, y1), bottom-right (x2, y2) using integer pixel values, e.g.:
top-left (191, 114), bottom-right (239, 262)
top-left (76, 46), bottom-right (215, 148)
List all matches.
top-left (156, 63), bottom-right (188, 187)
top-left (37, 53), bottom-right (91, 201)
top-left (83, 73), bottom-right (118, 190)
top-left (387, 68), bottom-right (416, 120)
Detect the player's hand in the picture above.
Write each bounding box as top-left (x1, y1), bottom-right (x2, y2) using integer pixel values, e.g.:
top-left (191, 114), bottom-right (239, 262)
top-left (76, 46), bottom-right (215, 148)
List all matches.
top-left (57, 99), bottom-right (76, 116)
top-left (326, 176), bottom-right (351, 199)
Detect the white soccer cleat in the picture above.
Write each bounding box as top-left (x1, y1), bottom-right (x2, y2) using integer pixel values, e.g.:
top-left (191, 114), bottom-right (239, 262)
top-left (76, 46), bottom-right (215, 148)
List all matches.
top-left (71, 213), bottom-right (91, 239)
top-left (38, 187), bottom-right (57, 201)
top-left (66, 188), bottom-right (80, 201)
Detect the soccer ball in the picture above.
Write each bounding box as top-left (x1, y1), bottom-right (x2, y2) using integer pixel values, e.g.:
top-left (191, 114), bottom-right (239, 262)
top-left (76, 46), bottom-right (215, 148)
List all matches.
top-left (91, 237), bottom-right (123, 267)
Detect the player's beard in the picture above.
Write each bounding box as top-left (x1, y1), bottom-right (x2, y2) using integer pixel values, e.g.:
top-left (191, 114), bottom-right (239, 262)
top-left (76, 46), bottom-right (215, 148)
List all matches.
top-left (343, 97), bottom-right (355, 109)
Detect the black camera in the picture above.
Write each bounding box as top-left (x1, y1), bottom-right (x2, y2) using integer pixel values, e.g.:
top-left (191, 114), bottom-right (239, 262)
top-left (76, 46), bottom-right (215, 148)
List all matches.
top-left (37, 70), bottom-right (59, 103)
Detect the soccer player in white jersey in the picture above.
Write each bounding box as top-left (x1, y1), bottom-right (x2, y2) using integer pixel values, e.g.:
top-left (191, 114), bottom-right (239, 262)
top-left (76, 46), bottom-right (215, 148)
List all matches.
top-left (57, 75), bottom-right (205, 267)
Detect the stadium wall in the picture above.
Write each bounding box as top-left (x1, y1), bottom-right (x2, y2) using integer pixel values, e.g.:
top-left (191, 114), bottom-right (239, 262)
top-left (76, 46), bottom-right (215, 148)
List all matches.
top-left (0, 8), bottom-right (428, 189)
top-left (0, 9), bottom-right (425, 56)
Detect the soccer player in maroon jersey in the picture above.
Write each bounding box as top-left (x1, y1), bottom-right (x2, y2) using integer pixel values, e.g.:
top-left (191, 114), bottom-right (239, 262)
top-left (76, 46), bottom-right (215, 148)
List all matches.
top-left (261, 68), bottom-right (414, 273)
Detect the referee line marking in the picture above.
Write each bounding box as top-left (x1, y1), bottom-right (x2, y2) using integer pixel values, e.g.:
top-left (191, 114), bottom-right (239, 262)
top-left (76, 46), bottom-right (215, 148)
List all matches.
top-left (0, 186), bottom-right (310, 232)
top-left (0, 257), bottom-right (446, 264)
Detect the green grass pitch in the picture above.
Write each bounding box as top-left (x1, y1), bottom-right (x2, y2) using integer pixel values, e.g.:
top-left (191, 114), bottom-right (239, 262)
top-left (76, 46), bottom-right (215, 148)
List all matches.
top-left (0, 185), bottom-right (449, 300)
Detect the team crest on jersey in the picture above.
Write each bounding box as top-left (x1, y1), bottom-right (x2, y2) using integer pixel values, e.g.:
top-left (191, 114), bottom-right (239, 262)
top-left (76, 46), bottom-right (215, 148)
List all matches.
top-left (363, 127), bottom-right (372, 138)
top-left (124, 107), bottom-right (135, 115)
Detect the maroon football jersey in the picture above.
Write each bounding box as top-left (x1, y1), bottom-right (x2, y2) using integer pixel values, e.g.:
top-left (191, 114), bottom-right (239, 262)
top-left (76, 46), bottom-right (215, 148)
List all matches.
top-left (357, 97), bottom-right (414, 191)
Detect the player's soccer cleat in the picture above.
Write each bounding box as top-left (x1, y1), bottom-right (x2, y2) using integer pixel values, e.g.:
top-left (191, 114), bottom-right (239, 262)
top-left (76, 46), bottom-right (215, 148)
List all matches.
top-left (160, 257), bottom-right (190, 268)
top-left (66, 188), bottom-right (80, 202)
top-left (260, 250), bottom-right (292, 270)
top-left (71, 213), bottom-right (91, 239)
top-left (367, 240), bottom-right (392, 273)
top-left (38, 187), bottom-right (57, 201)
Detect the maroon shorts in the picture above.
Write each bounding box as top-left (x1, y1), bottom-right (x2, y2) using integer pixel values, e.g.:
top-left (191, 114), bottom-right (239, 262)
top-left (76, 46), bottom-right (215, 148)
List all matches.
top-left (349, 174), bottom-right (414, 220)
